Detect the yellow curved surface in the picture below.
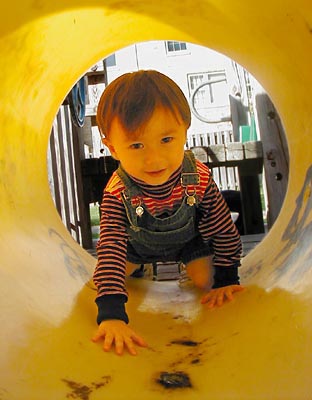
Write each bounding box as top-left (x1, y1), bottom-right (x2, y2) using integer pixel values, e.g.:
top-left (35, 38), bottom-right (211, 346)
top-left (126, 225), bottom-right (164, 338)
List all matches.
top-left (1, 1), bottom-right (312, 399)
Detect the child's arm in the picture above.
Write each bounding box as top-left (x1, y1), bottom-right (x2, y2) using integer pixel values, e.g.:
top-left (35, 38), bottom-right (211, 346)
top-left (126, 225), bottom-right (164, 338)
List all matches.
top-left (93, 188), bottom-right (143, 354)
top-left (92, 320), bottom-right (147, 355)
top-left (197, 166), bottom-right (244, 307)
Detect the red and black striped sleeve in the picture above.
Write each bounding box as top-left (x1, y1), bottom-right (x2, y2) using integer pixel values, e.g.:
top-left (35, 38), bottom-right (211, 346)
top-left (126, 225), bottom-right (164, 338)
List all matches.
top-left (197, 171), bottom-right (242, 287)
top-left (93, 191), bottom-right (130, 324)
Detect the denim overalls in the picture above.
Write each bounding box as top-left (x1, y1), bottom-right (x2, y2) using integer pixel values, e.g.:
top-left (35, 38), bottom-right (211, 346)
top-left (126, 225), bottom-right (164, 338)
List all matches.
top-left (117, 151), bottom-right (213, 265)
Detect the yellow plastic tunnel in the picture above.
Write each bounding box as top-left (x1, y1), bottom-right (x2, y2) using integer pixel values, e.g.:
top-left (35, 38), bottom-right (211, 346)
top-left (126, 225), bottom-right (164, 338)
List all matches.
top-left (1, 1), bottom-right (312, 399)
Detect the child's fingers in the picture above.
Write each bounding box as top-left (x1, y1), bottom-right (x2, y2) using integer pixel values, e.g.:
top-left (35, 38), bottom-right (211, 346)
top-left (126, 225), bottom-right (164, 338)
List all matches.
top-left (103, 332), bottom-right (114, 352)
top-left (92, 329), bottom-right (105, 343)
top-left (114, 335), bottom-right (125, 355)
top-left (124, 337), bottom-right (138, 356)
top-left (222, 285), bottom-right (244, 303)
top-left (122, 333), bottom-right (147, 355)
top-left (91, 334), bottom-right (99, 343)
top-left (201, 285), bottom-right (245, 307)
top-left (132, 333), bottom-right (148, 348)
top-left (201, 292), bottom-right (218, 307)
top-left (216, 293), bottom-right (225, 306)
top-left (233, 285), bottom-right (245, 292)
top-left (225, 285), bottom-right (244, 299)
top-left (201, 289), bottom-right (219, 305)
top-left (114, 334), bottom-right (145, 356)
top-left (208, 292), bottom-right (222, 308)
top-left (224, 287), bottom-right (234, 301)
top-left (92, 321), bottom-right (147, 356)
top-left (200, 291), bottom-right (212, 305)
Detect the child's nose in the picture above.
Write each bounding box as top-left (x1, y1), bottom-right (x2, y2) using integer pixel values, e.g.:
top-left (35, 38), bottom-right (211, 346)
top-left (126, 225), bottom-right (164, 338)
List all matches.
top-left (144, 147), bottom-right (162, 167)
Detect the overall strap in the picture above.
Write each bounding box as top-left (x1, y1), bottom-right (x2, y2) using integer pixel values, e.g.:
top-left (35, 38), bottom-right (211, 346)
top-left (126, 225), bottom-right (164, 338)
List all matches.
top-left (116, 164), bottom-right (142, 199)
top-left (181, 150), bottom-right (200, 207)
top-left (116, 165), bottom-right (143, 226)
top-left (181, 150), bottom-right (200, 186)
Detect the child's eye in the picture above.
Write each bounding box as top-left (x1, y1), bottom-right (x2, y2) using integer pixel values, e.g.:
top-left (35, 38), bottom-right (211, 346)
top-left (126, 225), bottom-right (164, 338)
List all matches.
top-left (129, 143), bottom-right (144, 150)
top-left (161, 136), bottom-right (173, 144)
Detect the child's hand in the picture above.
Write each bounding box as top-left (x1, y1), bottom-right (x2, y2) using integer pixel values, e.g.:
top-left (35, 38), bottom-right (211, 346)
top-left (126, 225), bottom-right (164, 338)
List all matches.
top-left (201, 285), bottom-right (244, 308)
top-left (92, 319), bottom-right (147, 356)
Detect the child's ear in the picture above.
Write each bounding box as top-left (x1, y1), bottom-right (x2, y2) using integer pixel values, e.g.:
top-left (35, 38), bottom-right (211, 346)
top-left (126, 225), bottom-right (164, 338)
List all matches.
top-left (102, 138), bottom-right (118, 160)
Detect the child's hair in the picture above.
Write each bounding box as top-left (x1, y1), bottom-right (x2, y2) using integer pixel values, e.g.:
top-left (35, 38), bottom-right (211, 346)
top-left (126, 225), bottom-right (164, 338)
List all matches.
top-left (96, 69), bottom-right (191, 138)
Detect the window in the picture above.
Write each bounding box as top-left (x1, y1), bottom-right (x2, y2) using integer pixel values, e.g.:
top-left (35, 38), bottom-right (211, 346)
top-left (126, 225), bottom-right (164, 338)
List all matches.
top-left (105, 53), bottom-right (116, 67)
top-left (165, 41), bottom-right (187, 54)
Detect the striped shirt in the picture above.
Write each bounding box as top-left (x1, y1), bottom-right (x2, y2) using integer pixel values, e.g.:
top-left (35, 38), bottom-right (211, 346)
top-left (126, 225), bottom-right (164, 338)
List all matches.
top-left (94, 159), bottom-right (242, 323)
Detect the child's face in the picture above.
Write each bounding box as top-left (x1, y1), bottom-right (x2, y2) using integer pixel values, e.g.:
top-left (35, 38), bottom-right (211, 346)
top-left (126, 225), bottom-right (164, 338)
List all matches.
top-left (104, 106), bottom-right (187, 185)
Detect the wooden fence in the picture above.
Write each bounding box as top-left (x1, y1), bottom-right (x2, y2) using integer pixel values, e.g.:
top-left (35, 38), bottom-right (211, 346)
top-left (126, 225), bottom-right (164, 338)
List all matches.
top-left (187, 129), bottom-right (240, 191)
top-left (48, 105), bottom-right (92, 248)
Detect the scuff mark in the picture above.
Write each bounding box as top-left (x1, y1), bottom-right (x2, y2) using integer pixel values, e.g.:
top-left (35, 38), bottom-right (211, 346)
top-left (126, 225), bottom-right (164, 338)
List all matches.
top-left (156, 371), bottom-right (192, 389)
top-left (62, 376), bottom-right (111, 400)
top-left (169, 339), bottom-right (200, 347)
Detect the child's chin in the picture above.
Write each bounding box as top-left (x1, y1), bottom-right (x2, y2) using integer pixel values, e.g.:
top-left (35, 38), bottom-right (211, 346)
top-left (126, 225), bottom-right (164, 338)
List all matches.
top-left (142, 172), bottom-right (170, 185)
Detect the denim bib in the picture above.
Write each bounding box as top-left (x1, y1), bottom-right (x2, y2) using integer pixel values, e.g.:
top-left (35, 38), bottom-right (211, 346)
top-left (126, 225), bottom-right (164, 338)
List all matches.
top-left (117, 151), bottom-right (201, 264)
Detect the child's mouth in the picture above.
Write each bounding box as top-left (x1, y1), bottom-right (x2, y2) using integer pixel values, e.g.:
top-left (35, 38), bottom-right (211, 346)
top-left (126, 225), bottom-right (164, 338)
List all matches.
top-left (145, 169), bottom-right (166, 177)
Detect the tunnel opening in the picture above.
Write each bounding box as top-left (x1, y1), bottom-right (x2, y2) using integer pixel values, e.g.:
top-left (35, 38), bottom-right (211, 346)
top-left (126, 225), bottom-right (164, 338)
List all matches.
top-left (47, 40), bottom-right (289, 266)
